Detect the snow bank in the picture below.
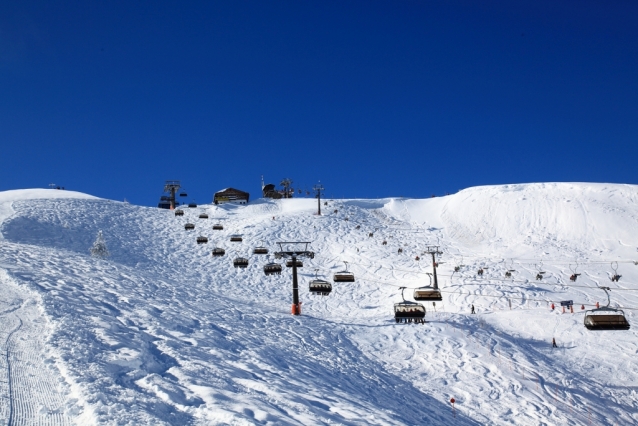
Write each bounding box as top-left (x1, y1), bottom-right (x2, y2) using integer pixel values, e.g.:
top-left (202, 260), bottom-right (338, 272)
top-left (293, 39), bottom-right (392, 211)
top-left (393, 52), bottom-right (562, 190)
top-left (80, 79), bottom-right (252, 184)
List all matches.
top-left (0, 183), bottom-right (636, 425)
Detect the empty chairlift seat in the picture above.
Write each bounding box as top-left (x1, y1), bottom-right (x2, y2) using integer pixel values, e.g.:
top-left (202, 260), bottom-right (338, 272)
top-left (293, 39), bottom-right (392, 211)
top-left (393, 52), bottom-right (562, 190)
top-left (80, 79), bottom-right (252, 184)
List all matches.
top-left (413, 287), bottom-right (442, 301)
top-left (174, 210), bottom-right (184, 216)
top-left (584, 286), bottom-right (630, 331)
top-left (333, 261), bottom-right (354, 282)
top-left (584, 308), bottom-right (630, 330)
top-left (197, 236), bottom-right (208, 244)
top-left (184, 223), bottom-right (195, 230)
top-left (230, 235), bottom-right (243, 242)
top-left (212, 248), bottom-right (226, 257)
top-left (213, 224), bottom-right (224, 230)
top-left (333, 271), bottom-right (354, 282)
top-left (188, 202), bottom-right (197, 208)
top-left (253, 246), bottom-right (268, 254)
top-left (263, 262), bottom-right (282, 275)
top-left (234, 257), bottom-right (249, 268)
top-left (286, 259), bottom-right (303, 268)
top-left (199, 213), bottom-right (209, 219)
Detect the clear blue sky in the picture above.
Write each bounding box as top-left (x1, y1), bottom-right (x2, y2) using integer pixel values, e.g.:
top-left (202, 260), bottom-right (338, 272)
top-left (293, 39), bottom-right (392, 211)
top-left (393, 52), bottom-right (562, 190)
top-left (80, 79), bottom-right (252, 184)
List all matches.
top-left (2, 1), bottom-right (636, 205)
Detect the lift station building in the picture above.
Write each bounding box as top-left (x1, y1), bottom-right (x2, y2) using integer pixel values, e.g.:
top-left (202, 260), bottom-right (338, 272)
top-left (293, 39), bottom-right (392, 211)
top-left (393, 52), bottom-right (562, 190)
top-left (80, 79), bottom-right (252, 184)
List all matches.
top-left (213, 188), bottom-right (250, 205)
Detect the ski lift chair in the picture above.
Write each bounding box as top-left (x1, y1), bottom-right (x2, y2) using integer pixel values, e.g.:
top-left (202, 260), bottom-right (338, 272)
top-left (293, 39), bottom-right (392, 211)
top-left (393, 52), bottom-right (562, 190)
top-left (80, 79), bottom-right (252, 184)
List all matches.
top-left (184, 223), bottom-right (195, 230)
top-left (174, 210), bottom-right (184, 216)
top-left (610, 261), bottom-right (622, 282)
top-left (535, 261), bottom-right (545, 280)
top-left (309, 270), bottom-right (332, 295)
top-left (333, 261), bottom-right (355, 282)
top-left (263, 262), bottom-right (282, 275)
top-left (394, 288), bottom-right (426, 324)
top-left (413, 272), bottom-right (442, 301)
top-left (503, 259), bottom-right (516, 278)
top-left (253, 246), bottom-right (269, 255)
top-left (213, 224), bottom-right (224, 230)
top-left (233, 257), bottom-right (249, 268)
top-left (286, 259), bottom-right (303, 268)
top-left (197, 236), bottom-right (208, 244)
top-left (569, 263), bottom-right (581, 282)
top-left (413, 287), bottom-right (442, 301)
top-left (584, 287), bottom-right (630, 330)
top-left (230, 235), bottom-right (243, 242)
top-left (179, 191), bottom-right (188, 197)
top-left (212, 248), bottom-right (225, 257)
top-left (188, 202), bottom-right (197, 208)
top-left (199, 213), bottom-right (209, 219)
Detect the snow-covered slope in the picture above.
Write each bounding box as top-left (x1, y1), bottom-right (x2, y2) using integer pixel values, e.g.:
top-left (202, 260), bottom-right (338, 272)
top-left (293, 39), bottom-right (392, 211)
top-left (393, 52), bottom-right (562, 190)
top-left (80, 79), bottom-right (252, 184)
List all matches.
top-left (0, 183), bottom-right (636, 425)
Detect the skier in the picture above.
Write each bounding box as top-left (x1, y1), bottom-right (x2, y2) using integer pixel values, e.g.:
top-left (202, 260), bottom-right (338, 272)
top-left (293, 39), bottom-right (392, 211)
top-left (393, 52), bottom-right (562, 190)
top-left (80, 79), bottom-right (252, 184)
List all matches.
top-left (552, 337), bottom-right (557, 348)
top-left (471, 304), bottom-right (475, 314)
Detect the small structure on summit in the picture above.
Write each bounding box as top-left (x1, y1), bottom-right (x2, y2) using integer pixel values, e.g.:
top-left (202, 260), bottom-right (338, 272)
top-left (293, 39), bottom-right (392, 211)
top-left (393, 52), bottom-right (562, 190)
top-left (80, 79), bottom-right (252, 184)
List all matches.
top-left (262, 182), bottom-right (282, 199)
top-left (261, 176), bottom-right (294, 199)
top-left (213, 188), bottom-right (249, 205)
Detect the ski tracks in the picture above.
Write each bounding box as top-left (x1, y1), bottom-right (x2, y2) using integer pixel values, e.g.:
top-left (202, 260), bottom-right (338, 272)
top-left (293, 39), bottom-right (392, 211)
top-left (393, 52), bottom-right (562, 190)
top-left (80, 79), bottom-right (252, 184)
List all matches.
top-left (0, 271), bottom-right (74, 426)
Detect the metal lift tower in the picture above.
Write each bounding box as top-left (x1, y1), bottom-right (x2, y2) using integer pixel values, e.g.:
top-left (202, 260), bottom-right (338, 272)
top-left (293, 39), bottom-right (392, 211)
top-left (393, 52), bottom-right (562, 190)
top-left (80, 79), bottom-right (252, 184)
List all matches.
top-left (313, 181), bottom-right (324, 215)
top-left (163, 180), bottom-right (181, 210)
top-left (275, 242), bottom-right (315, 315)
top-left (425, 246), bottom-right (443, 290)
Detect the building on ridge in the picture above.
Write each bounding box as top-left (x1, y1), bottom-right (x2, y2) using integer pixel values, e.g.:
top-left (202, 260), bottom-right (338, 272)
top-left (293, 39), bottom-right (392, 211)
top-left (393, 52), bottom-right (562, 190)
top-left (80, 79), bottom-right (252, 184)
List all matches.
top-left (213, 188), bottom-right (249, 205)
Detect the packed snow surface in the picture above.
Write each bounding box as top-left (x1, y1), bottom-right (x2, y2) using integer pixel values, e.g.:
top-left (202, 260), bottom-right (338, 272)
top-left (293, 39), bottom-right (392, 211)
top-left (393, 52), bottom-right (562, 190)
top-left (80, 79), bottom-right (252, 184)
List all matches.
top-left (0, 183), bottom-right (637, 425)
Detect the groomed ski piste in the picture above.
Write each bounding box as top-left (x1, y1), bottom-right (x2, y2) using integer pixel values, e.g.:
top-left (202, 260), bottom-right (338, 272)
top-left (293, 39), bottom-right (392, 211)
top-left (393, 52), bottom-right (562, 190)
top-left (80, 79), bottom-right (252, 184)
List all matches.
top-left (0, 182), bottom-right (637, 425)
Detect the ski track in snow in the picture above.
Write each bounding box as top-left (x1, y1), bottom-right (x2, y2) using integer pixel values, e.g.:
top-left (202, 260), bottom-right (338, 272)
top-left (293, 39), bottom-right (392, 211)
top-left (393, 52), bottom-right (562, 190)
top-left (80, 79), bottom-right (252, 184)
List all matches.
top-left (0, 270), bottom-right (74, 426)
top-left (0, 184), bottom-right (637, 424)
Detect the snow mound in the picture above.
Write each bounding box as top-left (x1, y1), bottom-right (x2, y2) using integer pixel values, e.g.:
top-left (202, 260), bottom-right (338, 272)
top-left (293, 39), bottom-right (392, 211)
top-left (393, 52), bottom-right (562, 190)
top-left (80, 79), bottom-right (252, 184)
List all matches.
top-left (0, 183), bottom-right (636, 425)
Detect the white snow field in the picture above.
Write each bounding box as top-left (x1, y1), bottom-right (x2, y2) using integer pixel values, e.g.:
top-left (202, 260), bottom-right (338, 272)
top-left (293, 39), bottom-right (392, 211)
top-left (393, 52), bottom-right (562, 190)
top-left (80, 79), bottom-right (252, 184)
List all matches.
top-left (0, 183), bottom-right (637, 425)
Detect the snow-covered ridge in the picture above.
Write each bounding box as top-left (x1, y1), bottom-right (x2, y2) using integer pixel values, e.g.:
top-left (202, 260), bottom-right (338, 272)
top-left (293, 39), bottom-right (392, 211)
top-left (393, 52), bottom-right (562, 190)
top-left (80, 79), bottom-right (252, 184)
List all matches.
top-left (0, 183), bottom-right (636, 425)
